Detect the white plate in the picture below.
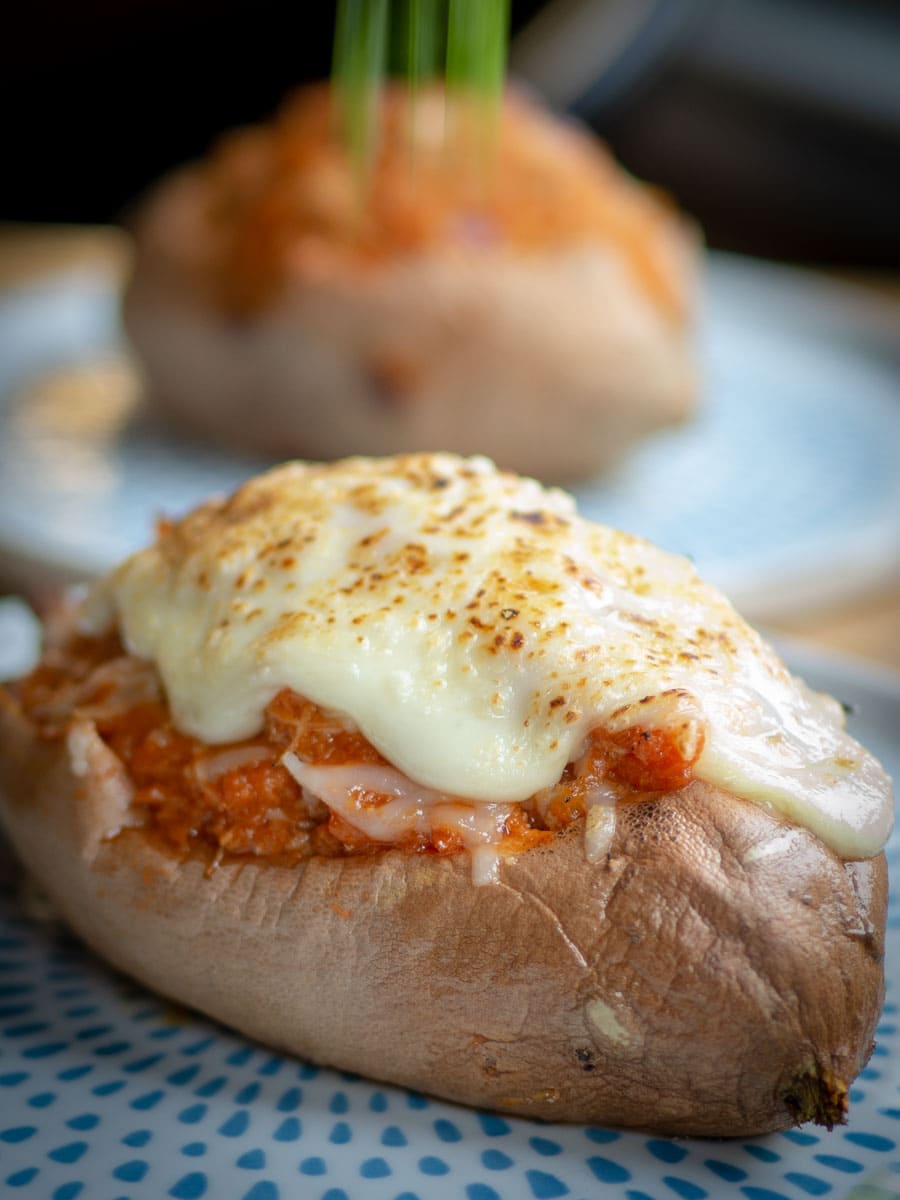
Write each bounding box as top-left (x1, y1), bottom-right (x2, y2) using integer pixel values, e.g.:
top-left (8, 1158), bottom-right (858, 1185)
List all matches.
top-left (1, 645), bottom-right (898, 1200)
top-left (1, 253), bottom-right (899, 618)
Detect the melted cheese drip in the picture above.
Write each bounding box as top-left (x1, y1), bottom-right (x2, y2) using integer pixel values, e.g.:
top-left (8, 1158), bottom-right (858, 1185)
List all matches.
top-left (82, 454), bottom-right (893, 859)
top-left (280, 755), bottom-right (516, 849)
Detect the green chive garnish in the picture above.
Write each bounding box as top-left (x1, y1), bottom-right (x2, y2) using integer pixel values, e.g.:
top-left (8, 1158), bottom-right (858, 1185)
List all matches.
top-left (333, 0), bottom-right (390, 177)
top-left (446, 0), bottom-right (509, 102)
top-left (332, 0), bottom-right (509, 178)
top-left (404, 0), bottom-right (443, 90)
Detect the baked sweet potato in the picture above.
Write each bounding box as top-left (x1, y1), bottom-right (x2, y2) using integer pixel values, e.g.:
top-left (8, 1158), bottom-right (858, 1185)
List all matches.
top-left (0, 454), bottom-right (890, 1136)
top-left (122, 85), bottom-right (696, 480)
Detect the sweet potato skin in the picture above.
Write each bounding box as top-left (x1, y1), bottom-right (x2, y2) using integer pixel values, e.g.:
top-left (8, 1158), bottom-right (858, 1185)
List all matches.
top-left (123, 233), bottom-right (695, 482)
top-left (0, 694), bottom-right (886, 1136)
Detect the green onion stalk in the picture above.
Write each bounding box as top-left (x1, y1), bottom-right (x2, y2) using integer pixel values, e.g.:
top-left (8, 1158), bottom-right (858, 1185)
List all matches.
top-left (332, 0), bottom-right (509, 184)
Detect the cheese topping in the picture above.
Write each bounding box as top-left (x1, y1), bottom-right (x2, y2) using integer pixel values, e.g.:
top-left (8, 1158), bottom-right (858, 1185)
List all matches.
top-left (81, 454), bottom-right (893, 859)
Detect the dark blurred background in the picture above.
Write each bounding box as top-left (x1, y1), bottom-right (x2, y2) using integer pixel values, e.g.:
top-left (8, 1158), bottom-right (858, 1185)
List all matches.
top-left (4, 0), bottom-right (900, 265)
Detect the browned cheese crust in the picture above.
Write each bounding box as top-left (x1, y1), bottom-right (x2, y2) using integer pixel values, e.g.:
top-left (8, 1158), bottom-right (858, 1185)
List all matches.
top-left (0, 693), bottom-right (886, 1137)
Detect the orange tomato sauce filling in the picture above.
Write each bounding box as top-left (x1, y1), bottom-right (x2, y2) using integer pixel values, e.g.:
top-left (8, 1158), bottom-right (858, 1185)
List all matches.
top-left (201, 84), bottom-right (688, 320)
top-left (14, 634), bottom-right (702, 864)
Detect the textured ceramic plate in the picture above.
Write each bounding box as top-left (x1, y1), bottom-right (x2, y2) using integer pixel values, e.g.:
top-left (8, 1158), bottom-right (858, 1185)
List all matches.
top-left (0, 644), bottom-right (898, 1200)
top-left (0, 254), bottom-right (899, 618)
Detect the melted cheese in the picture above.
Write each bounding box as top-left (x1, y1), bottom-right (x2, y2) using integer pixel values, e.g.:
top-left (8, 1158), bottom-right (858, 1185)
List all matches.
top-left (81, 454), bottom-right (893, 859)
top-left (280, 755), bottom-right (516, 849)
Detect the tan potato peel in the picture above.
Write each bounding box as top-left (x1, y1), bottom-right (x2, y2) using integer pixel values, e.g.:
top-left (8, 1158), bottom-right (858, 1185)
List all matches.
top-left (0, 694), bottom-right (885, 1138)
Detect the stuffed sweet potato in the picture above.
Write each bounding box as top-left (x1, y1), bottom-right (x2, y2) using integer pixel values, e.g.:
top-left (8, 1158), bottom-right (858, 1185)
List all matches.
top-left (122, 85), bottom-right (697, 480)
top-left (0, 454), bottom-right (891, 1136)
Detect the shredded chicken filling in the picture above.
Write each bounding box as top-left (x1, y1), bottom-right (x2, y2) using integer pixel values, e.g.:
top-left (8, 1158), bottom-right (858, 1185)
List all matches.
top-left (14, 632), bottom-right (703, 866)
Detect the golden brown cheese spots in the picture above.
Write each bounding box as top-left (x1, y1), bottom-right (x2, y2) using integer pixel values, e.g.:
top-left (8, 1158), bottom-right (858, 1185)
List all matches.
top-left (80, 454), bottom-right (894, 859)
